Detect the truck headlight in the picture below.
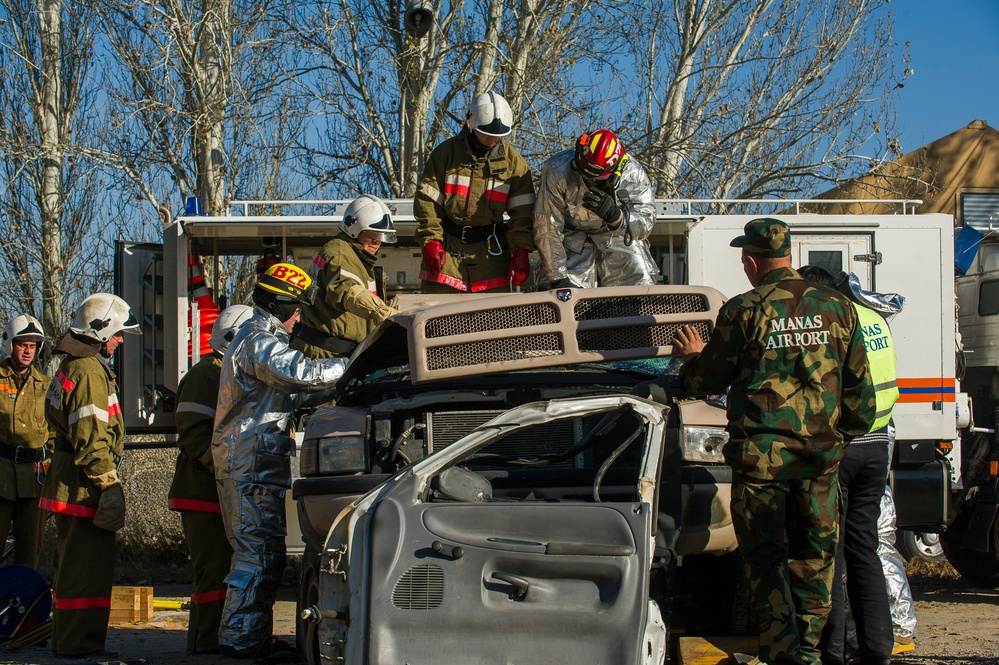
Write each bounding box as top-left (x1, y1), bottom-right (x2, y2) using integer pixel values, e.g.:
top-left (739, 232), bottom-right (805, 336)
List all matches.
top-left (318, 435), bottom-right (368, 474)
top-left (682, 426), bottom-right (728, 463)
top-left (300, 438), bottom-right (319, 476)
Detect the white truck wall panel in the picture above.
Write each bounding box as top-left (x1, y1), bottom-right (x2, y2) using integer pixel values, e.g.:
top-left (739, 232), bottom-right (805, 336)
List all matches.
top-left (686, 214), bottom-right (958, 444)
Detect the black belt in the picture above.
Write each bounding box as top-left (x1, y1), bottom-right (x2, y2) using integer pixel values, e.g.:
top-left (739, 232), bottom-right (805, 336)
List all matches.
top-left (295, 324), bottom-right (357, 357)
top-left (441, 218), bottom-right (506, 244)
top-left (0, 445), bottom-right (46, 464)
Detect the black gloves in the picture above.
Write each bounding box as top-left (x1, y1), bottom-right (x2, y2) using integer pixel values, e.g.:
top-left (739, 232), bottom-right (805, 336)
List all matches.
top-left (582, 187), bottom-right (623, 230)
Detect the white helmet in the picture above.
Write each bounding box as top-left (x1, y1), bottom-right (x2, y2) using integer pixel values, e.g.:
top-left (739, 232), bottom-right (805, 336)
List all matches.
top-left (2, 314), bottom-right (45, 355)
top-left (339, 195), bottom-right (397, 244)
top-left (69, 293), bottom-right (140, 343)
top-left (466, 91), bottom-right (513, 137)
top-left (208, 304), bottom-right (254, 354)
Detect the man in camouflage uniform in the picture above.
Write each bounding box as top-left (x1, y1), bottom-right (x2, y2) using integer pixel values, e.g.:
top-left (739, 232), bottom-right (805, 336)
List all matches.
top-left (0, 314), bottom-right (53, 567)
top-left (673, 218), bottom-right (875, 665)
top-left (40, 294), bottom-right (139, 658)
top-left (168, 305), bottom-right (252, 654)
top-left (415, 91), bottom-right (536, 293)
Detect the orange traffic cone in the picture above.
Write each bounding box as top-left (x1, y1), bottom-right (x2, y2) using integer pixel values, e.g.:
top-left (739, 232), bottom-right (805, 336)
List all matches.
top-left (187, 254), bottom-right (220, 358)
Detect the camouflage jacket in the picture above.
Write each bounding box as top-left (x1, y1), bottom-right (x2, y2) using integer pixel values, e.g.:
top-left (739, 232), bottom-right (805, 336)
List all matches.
top-left (168, 353), bottom-right (222, 512)
top-left (679, 266), bottom-right (876, 480)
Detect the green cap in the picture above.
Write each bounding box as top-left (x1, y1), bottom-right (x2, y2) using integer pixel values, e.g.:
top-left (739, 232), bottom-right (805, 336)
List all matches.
top-left (730, 217), bottom-right (791, 258)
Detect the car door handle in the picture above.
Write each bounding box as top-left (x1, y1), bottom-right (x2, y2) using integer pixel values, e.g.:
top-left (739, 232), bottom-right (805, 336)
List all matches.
top-left (491, 572), bottom-right (530, 599)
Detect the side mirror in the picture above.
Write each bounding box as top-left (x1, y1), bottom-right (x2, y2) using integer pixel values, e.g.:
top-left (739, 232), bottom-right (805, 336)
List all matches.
top-left (434, 467), bottom-right (492, 502)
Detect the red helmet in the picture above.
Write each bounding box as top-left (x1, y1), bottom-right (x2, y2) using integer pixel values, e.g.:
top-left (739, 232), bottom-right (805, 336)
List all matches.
top-left (573, 129), bottom-right (624, 180)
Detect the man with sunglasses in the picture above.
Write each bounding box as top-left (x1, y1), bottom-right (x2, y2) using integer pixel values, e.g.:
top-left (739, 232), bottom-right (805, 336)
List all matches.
top-left (534, 128), bottom-right (658, 288)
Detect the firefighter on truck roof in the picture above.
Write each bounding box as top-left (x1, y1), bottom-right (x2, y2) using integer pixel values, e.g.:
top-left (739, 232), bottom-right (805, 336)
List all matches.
top-left (415, 91), bottom-right (536, 293)
top-left (534, 128), bottom-right (659, 288)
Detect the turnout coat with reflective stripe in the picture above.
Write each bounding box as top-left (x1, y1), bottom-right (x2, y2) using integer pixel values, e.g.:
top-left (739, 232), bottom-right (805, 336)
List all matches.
top-left (301, 233), bottom-right (382, 344)
top-left (0, 360), bottom-right (54, 501)
top-left (40, 355), bottom-right (125, 517)
top-left (168, 353), bottom-right (223, 512)
top-left (414, 131), bottom-right (536, 291)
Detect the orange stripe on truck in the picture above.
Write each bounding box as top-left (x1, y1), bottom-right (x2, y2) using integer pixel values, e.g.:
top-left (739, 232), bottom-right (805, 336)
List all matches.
top-left (896, 377), bottom-right (956, 403)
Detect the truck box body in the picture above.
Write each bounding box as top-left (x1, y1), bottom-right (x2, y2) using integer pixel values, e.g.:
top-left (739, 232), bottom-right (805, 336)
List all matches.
top-left (686, 213), bottom-right (963, 529)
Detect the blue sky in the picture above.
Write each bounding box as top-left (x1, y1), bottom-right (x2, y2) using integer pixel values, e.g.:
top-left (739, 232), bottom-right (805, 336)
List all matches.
top-left (893, 0), bottom-right (999, 151)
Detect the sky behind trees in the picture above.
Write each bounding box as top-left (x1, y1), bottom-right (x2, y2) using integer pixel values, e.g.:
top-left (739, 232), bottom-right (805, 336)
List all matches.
top-left (0, 0), bottom-right (946, 328)
top-left (894, 0), bottom-right (999, 149)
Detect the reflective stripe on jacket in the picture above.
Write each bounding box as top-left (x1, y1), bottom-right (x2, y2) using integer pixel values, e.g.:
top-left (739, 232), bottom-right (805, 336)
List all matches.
top-left (40, 354), bottom-right (125, 516)
top-left (853, 303), bottom-right (899, 431)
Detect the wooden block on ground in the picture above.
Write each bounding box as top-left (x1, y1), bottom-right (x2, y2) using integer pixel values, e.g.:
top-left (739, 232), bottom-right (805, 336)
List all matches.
top-left (109, 586), bottom-right (153, 625)
top-left (677, 636), bottom-right (760, 665)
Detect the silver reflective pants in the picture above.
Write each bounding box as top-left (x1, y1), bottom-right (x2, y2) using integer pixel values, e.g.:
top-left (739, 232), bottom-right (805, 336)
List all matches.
top-left (878, 485), bottom-right (917, 638)
top-left (217, 479), bottom-right (288, 652)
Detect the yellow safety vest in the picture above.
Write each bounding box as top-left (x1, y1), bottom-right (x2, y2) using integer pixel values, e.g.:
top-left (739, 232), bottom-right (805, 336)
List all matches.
top-left (853, 303), bottom-right (899, 431)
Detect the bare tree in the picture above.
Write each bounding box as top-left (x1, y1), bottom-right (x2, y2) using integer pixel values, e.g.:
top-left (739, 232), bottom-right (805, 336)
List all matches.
top-left (95, 0), bottom-right (303, 220)
top-left (282, 0), bottom-right (620, 199)
top-left (623, 0), bottom-right (905, 201)
top-left (0, 0), bottom-right (103, 337)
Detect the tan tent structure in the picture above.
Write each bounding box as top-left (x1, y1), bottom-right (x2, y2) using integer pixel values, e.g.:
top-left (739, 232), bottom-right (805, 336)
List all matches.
top-left (809, 120), bottom-right (999, 224)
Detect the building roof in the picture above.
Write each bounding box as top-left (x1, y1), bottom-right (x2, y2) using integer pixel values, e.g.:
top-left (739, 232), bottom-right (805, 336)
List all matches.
top-left (813, 120), bottom-right (999, 221)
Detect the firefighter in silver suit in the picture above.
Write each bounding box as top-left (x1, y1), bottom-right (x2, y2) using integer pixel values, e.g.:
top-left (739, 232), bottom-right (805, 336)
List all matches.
top-left (212, 263), bottom-right (345, 661)
top-left (534, 128), bottom-right (659, 288)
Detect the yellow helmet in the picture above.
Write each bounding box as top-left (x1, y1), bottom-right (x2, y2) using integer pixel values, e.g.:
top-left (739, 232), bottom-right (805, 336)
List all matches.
top-left (253, 262), bottom-right (316, 320)
top-left (257, 263), bottom-right (315, 302)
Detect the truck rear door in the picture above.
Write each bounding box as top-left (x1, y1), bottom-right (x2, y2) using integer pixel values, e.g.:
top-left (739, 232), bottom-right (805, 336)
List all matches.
top-left (115, 240), bottom-right (175, 434)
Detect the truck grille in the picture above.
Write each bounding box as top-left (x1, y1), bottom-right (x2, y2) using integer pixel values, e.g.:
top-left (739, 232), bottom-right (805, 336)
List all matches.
top-left (574, 293), bottom-right (710, 320)
top-left (425, 302), bottom-right (560, 338)
top-left (426, 333), bottom-right (563, 370)
top-left (407, 286), bottom-right (724, 384)
top-left (427, 410), bottom-right (579, 468)
top-left (392, 564), bottom-right (444, 609)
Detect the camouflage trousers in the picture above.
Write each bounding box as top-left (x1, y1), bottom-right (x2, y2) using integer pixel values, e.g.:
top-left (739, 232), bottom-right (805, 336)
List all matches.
top-left (732, 473), bottom-right (840, 665)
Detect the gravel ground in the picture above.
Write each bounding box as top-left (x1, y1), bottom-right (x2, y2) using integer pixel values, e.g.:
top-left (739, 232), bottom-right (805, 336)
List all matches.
top-left (1, 562), bottom-right (996, 665)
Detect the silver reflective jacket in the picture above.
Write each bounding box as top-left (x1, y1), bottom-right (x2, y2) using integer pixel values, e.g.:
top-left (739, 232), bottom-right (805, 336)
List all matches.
top-left (212, 308), bottom-right (345, 488)
top-left (534, 149), bottom-right (658, 286)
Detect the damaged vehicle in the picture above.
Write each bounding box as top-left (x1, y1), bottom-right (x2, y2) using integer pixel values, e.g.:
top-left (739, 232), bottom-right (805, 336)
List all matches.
top-left (293, 286), bottom-right (737, 663)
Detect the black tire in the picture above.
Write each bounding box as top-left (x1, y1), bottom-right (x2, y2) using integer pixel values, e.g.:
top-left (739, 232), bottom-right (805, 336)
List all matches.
top-left (296, 543), bottom-right (322, 665)
top-left (896, 529), bottom-right (947, 562)
top-left (940, 510), bottom-right (999, 588)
